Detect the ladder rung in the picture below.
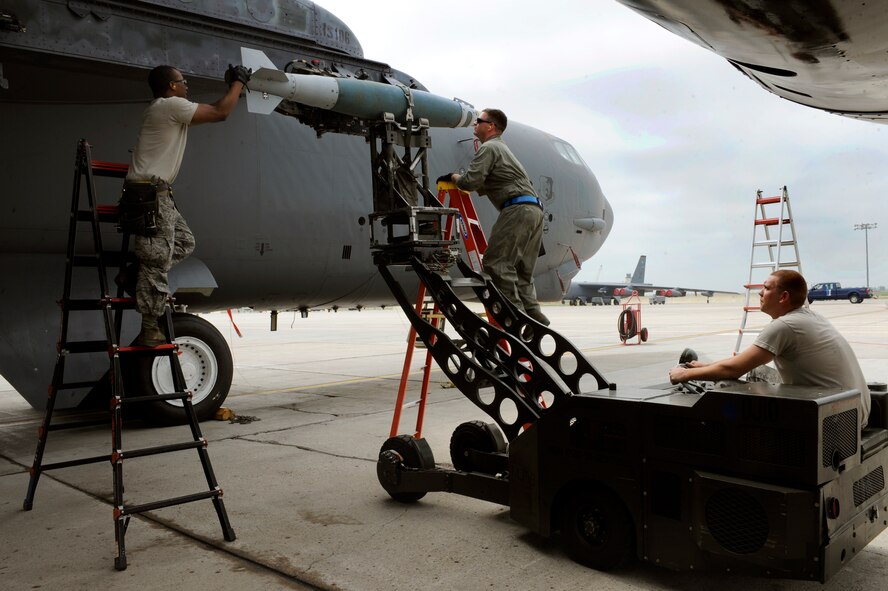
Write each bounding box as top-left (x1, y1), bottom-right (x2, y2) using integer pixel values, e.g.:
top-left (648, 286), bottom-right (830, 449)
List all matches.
top-left (64, 298), bottom-right (136, 311)
top-left (123, 391), bottom-right (189, 404)
top-left (63, 340), bottom-right (110, 354)
top-left (55, 379), bottom-right (102, 391)
top-left (118, 440), bottom-right (206, 461)
top-left (776, 261), bottom-right (799, 268)
top-left (755, 218), bottom-right (791, 226)
top-left (118, 343), bottom-right (176, 355)
top-left (751, 262), bottom-right (777, 269)
top-left (756, 196), bottom-right (783, 205)
top-left (753, 239), bottom-right (795, 247)
top-left (118, 489), bottom-right (221, 518)
top-left (91, 160), bottom-right (129, 178)
top-left (40, 453), bottom-right (110, 471)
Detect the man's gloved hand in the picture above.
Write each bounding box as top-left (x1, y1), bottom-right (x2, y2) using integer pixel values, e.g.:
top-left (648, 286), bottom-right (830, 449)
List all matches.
top-left (225, 64), bottom-right (252, 87)
top-left (436, 173), bottom-right (455, 184)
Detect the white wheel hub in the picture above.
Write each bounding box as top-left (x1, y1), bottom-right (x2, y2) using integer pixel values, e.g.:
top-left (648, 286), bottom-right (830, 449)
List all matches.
top-left (150, 335), bottom-right (219, 407)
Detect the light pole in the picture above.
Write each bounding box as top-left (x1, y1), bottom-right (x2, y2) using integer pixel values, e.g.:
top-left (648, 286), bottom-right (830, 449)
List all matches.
top-left (854, 222), bottom-right (878, 289)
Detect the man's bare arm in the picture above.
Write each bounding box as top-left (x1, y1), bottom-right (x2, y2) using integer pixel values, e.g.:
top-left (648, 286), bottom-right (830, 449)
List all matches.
top-left (190, 81), bottom-right (244, 125)
top-left (669, 345), bottom-right (774, 384)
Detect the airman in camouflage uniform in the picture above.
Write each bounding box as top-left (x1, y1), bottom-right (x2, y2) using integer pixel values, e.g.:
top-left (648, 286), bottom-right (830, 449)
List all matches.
top-left (126, 64), bottom-right (249, 345)
top-left (133, 186), bottom-right (195, 319)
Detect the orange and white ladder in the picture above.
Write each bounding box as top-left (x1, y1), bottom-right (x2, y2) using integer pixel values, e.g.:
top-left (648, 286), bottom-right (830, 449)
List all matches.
top-left (388, 182), bottom-right (488, 438)
top-left (733, 186), bottom-right (803, 354)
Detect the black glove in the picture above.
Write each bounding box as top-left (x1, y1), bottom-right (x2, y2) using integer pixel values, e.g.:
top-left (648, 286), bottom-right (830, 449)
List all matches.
top-left (436, 173), bottom-right (455, 184)
top-left (225, 64), bottom-right (252, 86)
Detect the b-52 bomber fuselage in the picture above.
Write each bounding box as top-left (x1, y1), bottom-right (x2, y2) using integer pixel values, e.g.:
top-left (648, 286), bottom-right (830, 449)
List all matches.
top-left (0, 0), bottom-right (613, 420)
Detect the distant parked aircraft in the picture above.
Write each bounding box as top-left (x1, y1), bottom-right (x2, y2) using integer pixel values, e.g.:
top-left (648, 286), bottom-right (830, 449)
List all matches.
top-left (563, 255), bottom-right (737, 304)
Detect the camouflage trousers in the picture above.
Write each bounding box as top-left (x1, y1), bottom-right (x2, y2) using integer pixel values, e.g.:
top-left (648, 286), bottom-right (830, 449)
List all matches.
top-left (134, 188), bottom-right (195, 318)
top-left (483, 203), bottom-right (544, 313)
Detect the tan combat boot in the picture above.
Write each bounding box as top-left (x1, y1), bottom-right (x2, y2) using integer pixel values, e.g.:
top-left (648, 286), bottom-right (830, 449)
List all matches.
top-left (135, 315), bottom-right (166, 347)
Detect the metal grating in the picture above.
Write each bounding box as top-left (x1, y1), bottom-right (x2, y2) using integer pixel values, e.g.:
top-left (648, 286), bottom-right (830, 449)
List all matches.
top-left (705, 488), bottom-right (769, 555)
top-left (853, 466), bottom-right (885, 507)
top-left (822, 409), bottom-right (858, 468)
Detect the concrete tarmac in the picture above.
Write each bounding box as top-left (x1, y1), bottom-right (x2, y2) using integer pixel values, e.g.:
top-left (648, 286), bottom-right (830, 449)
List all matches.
top-left (1, 297), bottom-right (886, 590)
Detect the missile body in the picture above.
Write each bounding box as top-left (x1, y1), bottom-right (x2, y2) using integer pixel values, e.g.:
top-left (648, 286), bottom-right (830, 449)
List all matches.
top-left (241, 47), bottom-right (475, 128)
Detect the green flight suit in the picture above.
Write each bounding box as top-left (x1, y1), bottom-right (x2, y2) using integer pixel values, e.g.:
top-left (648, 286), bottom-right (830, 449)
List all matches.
top-left (456, 135), bottom-right (544, 314)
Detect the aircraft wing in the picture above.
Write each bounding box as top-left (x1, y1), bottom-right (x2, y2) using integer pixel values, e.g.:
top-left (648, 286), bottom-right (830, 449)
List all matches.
top-left (564, 281), bottom-right (737, 300)
top-left (643, 284), bottom-right (739, 297)
top-left (615, 0), bottom-right (888, 122)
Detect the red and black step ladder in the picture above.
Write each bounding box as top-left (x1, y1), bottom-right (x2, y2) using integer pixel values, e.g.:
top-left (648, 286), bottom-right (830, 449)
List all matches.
top-left (388, 182), bottom-right (491, 438)
top-left (733, 186), bottom-right (804, 355)
top-left (22, 139), bottom-right (235, 570)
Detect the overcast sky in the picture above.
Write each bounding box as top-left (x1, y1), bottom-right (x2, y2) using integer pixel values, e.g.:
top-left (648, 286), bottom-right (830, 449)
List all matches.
top-left (320, 0), bottom-right (886, 292)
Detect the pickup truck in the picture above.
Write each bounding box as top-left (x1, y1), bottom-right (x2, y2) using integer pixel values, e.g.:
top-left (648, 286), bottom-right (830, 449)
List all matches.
top-left (808, 282), bottom-right (873, 304)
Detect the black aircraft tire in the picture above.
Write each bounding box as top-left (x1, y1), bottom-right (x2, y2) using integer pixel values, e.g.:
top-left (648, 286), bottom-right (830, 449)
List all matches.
top-left (449, 421), bottom-right (507, 473)
top-left (559, 489), bottom-right (635, 571)
top-left (640, 327), bottom-right (649, 342)
top-left (127, 313), bottom-right (233, 425)
top-left (378, 435), bottom-right (436, 503)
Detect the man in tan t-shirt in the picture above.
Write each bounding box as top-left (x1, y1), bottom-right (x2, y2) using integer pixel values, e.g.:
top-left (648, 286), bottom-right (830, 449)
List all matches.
top-left (125, 64), bottom-right (248, 346)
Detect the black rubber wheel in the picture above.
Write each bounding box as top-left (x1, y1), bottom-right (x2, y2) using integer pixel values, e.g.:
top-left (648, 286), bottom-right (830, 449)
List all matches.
top-left (849, 293), bottom-right (861, 304)
top-left (126, 313), bottom-right (233, 425)
top-left (559, 489), bottom-right (635, 571)
top-left (449, 421), bottom-right (507, 472)
top-left (378, 435), bottom-right (436, 503)
top-left (639, 327), bottom-right (648, 342)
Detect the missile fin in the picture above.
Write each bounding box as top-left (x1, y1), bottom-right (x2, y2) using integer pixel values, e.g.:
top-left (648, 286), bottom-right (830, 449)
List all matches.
top-left (241, 47), bottom-right (278, 72)
top-left (241, 48), bottom-right (286, 114)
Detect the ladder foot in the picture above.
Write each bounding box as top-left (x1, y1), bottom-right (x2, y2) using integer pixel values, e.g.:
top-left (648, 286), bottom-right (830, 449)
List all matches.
top-left (114, 555), bottom-right (128, 571)
top-left (22, 499), bottom-right (33, 511)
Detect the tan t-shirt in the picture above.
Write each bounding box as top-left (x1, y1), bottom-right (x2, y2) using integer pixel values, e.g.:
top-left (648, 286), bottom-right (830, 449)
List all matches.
top-left (126, 96), bottom-right (198, 184)
top-left (754, 307), bottom-right (871, 427)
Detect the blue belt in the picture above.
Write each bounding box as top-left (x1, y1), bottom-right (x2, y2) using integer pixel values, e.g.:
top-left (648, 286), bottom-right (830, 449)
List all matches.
top-left (502, 195), bottom-right (542, 209)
